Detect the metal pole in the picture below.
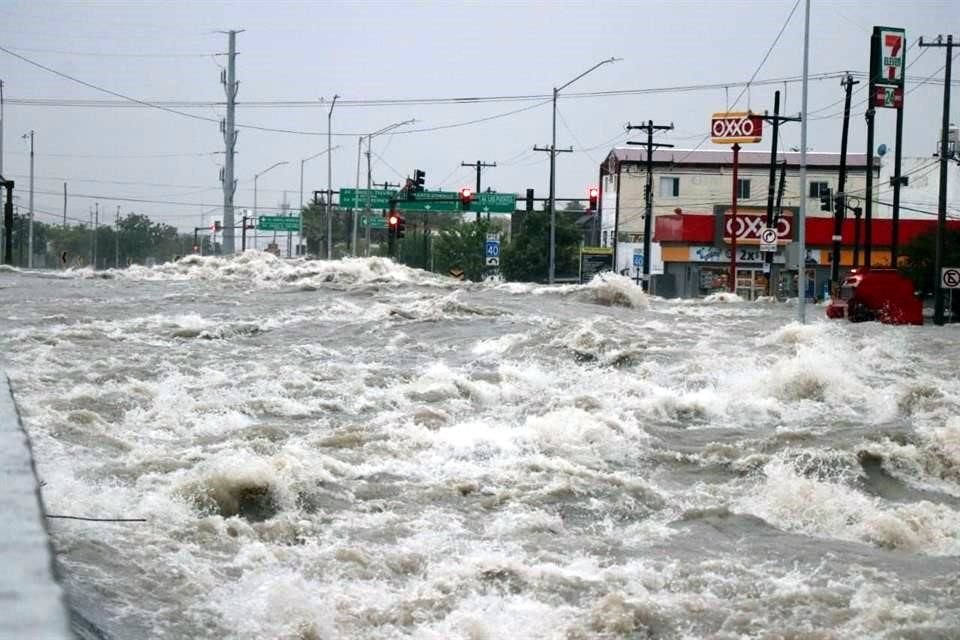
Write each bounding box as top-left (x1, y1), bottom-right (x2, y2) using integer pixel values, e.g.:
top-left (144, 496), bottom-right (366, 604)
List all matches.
top-left (27, 130), bottom-right (33, 268)
top-left (832, 74), bottom-right (856, 287)
top-left (864, 106), bottom-right (875, 269)
top-left (729, 143), bottom-right (740, 293)
top-left (299, 158), bottom-right (305, 253)
top-left (548, 87), bottom-right (557, 284)
top-left (933, 35), bottom-right (953, 325)
top-left (797, 0), bottom-right (810, 323)
top-left (326, 94), bottom-right (338, 260)
top-left (353, 136), bottom-right (362, 255)
top-left (0, 80), bottom-right (4, 178)
top-left (114, 205), bottom-right (120, 268)
top-left (365, 135), bottom-right (372, 256)
top-left (891, 105), bottom-right (904, 268)
top-left (642, 120), bottom-right (654, 290)
top-left (3, 182), bottom-right (12, 266)
top-left (765, 91), bottom-right (781, 293)
top-left (93, 202), bottom-right (98, 270)
top-left (613, 163), bottom-right (621, 269)
top-left (222, 30), bottom-right (238, 253)
top-left (63, 182), bottom-right (67, 227)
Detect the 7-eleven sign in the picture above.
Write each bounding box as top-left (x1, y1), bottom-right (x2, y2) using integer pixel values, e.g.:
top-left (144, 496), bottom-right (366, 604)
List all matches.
top-left (872, 84), bottom-right (904, 109)
top-left (872, 26), bottom-right (906, 87)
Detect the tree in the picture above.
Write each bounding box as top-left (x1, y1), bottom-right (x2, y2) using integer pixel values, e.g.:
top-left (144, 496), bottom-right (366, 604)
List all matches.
top-left (501, 210), bottom-right (581, 282)
top-left (901, 227), bottom-right (960, 296)
top-left (432, 219), bottom-right (492, 281)
top-left (563, 200), bottom-right (585, 212)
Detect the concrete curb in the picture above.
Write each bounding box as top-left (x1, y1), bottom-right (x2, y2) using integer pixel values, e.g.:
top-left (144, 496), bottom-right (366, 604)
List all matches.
top-left (0, 373), bottom-right (74, 639)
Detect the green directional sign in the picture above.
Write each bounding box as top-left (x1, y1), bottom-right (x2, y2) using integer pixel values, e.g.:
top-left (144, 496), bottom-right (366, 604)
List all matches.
top-left (395, 190), bottom-right (460, 213)
top-left (475, 192), bottom-right (518, 213)
top-left (339, 188), bottom-right (394, 209)
top-left (361, 215), bottom-right (387, 229)
top-left (257, 215), bottom-right (301, 232)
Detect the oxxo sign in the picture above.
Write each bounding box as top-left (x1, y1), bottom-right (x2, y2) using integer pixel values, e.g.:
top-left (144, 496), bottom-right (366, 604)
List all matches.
top-left (710, 112), bottom-right (764, 144)
top-left (723, 214), bottom-right (792, 243)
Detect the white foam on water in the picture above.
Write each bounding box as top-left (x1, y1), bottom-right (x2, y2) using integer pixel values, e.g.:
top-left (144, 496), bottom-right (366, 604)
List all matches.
top-left (735, 455), bottom-right (960, 555)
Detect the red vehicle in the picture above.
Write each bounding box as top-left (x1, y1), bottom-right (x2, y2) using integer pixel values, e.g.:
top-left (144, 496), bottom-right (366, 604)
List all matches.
top-left (826, 268), bottom-right (923, 325)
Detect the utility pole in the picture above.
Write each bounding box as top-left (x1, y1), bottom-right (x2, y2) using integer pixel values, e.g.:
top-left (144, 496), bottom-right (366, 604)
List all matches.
top-left (220, 30), bottom-right (241, 254)
top-left (25, 130), bottom-right (33, 268)
top-left (63, 182), bottom-right (67, 227)
top-left (2, 179), bottom-right (12, 266)
top-left (114, 205), bottom-right (120, 268)
top-left (797, 0), bottom-right (810, 324)
top-left (0, 80), bottom-right (4, 178)
top-left (763, 91), bottom-right (800, 295)
top-left (461, 160), bottom-right (496, 221)
top-left (533, 143), bottom-right (572, 282)
top-left (919, 34), bottom-right (956, 326)
top-left (831, 73), bottom-right (859, 290)
top-left (93, 202), bottom-right (98, 270)
top-left (326, 94), bottom-right (339, 260)
top-left (626, 120), bottom-right (673, 291)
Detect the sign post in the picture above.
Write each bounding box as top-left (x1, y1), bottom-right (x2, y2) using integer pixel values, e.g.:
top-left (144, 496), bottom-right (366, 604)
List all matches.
top-left (711, 112), bottom-right (764, 293)
top-left (484, 233), bottom-right (500, 268)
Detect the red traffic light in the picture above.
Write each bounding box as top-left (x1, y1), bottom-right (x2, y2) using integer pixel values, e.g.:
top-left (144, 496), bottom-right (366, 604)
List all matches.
top-left (588, 186), bottom-right (599, 211)
top-left (459, 187), bottom-right (474, 208)
top-left (388, 214), bottom-right (399, 226)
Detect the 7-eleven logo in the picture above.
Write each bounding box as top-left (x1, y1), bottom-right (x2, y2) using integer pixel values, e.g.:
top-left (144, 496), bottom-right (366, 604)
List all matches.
top-left (880, 29), bottom-right (905, 83)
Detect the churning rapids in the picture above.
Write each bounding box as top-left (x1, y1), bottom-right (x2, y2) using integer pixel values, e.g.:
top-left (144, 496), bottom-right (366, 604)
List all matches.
top-left (2, 253), bottom-right (960, 640)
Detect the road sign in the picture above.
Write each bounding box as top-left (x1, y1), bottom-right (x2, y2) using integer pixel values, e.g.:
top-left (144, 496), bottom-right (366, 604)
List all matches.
top-left (475, 192), bottom-right (518, 213)
top-left (579, 246), bottom-right (614, 284)
top-left (759, 227), bottom-right (778, 252)
top-left (942, 267), bottom-right (960, 289)
top-left (361, 215), bottom-right (387, 229)
top-left (710, 112), bottom-right (763, 144)
top-left (632, 251), bottom-right (643, 268)
top-left (257, 216), bottom-right (301, 232)
top-left (485, 238), bottom-right (500, 267)
top-left (339, 188), bottom-right (394, 209)
top-left (395, 190), bottom-right (460, 212)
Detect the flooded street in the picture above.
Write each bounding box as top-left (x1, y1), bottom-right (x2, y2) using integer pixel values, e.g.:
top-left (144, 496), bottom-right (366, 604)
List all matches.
top-left (2, 255), bottom-right (959, 639)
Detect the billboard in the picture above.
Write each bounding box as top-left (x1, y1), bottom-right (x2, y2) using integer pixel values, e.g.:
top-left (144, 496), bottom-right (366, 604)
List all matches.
top-left (710, 112), bottom-right (764, 144)
top-left (872, 26), bottom-right (906, 87)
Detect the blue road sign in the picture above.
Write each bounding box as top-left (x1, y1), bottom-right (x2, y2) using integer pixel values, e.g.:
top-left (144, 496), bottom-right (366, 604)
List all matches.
top-left (633, 252), bottom-right (643, 267)
top-left (485, 241), bottom-right (500, 258)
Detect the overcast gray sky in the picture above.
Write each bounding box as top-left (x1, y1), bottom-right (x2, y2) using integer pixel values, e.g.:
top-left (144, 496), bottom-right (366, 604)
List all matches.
top-left (1, 0), bottom-right (957, 231)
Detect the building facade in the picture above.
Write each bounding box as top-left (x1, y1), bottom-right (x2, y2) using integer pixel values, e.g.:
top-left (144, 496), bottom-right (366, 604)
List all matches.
top-left (597, 148), bottom-right (886, 298)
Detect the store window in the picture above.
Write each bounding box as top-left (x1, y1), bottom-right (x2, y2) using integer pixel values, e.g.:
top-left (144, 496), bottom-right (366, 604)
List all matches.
top-left (659, 176), bottom-right (680, 197)
top-left (809, 181), bottom-right (829, 198)
top-left (737, 178), bottom-right (751, 199)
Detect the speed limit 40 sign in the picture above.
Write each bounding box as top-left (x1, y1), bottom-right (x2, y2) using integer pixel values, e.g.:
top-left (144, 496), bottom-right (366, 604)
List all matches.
top-left (942, 267), bottom-right (960, 289)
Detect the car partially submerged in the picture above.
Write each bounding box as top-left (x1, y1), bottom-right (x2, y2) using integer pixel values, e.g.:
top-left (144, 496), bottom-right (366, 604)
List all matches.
top-left (825, 268), bottom-right (923, 325)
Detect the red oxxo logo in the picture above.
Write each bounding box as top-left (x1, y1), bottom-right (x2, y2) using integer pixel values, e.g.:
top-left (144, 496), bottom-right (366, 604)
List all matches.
top-left (710, 112), bottom-right (764, 144)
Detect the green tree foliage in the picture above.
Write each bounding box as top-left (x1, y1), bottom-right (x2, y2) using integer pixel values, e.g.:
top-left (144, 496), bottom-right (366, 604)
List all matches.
top-left (431, 219), bottom-right (492, 282)
top-left (501, 210), bottom-right (581, 282)
top-left (563, 199), bottom-right (585, 212)
top-left (301, 202), bottom-right (356, 257)
top-left (901, 227), bottom-right (960, 295)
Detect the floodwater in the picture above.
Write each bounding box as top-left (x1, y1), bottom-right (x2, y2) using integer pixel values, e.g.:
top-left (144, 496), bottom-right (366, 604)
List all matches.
top-left (1, 254), bottom-right (959, 639)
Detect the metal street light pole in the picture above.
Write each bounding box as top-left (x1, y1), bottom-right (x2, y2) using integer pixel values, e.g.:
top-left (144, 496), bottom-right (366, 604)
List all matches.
top-left (351, 119), bottom-right (415, 255)
top-left (326, 94), bottom-right (339, 260)
top-left (253, 161), bottom-right (288, 252)
top-left (547, 57), bottom-right (619, 284)
top-left (300, 146), bottom-right (338, 255)
top-left (23, 130), bottom-right (34, 268)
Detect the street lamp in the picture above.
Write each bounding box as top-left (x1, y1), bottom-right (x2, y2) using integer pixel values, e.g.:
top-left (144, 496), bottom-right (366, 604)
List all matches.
top-left (300, 146), bottom-right (340, 252)
top-left (351, 118), bottom-right (416, 255)
top-left (253, 160), bottom-right (289, 251)
top-left (325, 94), bottom-right (339, 260)
top-left (21, 130), bottom-right (33, 268)
top-left (546, 57), bottom-right (619, 284)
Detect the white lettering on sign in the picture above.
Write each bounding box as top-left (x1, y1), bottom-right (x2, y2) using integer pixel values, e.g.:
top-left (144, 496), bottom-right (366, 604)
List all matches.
top-left (710, 112), bottom-right (764, 144)
top-left (724, 214), bottom-right (792, 241)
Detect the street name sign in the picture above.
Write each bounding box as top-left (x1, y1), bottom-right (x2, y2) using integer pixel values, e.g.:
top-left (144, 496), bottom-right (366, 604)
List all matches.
top-left (339, 188), bottom-right (394, 209)
top-left (395, 190), bottom-right (460, 213)
top-left (257, 216), bottom-right (300, 232)
top-left (361, 215), bottom-right (387, 229)
top-left (476, 192), bottom-right (518, 213)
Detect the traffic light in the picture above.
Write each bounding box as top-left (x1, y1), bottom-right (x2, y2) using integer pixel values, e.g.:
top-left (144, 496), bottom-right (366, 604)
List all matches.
top-left (387, 211), bottom-right (400, 238)
top-left (459, 187), bottom-right (474, 210)
top-left (819, 187), bottom-right (833, 212)
top-left (587, 187), bottom-right (599, 211)
top-left (396, 214), bottom-right (406, 239)
top-left (212, 220), bottom-right (222, 232)
top-left (414, 169), bottom-right (426, 192)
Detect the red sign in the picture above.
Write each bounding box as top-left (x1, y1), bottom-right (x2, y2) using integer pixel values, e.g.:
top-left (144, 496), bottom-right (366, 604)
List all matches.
top-left (872, 85), bottom-right (903, 109)
top-left (723, 213), bottom-right (793, 244)
top-left (710, 112), bottom-right (764, 144)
